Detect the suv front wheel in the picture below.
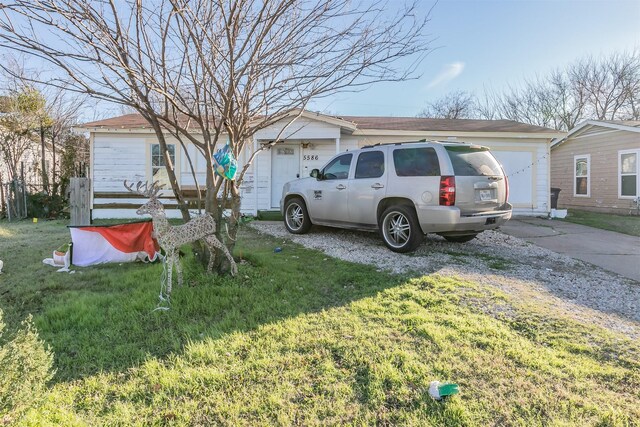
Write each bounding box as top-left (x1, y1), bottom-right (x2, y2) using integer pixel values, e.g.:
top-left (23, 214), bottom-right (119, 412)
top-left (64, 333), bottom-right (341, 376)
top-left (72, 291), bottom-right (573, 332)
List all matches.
top-left (284, 197), bottom-right (312, 234)
top-left (379, 205), bottom-right (424, 253)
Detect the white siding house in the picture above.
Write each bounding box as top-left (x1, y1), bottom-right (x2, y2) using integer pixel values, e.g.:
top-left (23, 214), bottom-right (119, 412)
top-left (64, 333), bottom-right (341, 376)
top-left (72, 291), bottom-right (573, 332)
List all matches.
top-left (78, 111), bottom-right (563, 219)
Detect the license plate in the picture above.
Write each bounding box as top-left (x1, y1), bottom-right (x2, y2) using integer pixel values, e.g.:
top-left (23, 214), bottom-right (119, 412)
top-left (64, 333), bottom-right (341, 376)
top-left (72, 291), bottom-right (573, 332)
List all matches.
top-left (479, 189), bottom-right (492, 201)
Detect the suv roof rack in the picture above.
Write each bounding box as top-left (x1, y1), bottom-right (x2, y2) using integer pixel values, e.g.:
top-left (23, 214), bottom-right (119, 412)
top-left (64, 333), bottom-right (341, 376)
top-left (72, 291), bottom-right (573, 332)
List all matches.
top-left (361, 139), bottom-right (474, 149)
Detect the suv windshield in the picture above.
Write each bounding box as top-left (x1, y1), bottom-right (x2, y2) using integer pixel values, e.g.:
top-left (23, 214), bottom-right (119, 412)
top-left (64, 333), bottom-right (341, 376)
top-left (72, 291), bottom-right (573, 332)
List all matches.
top-left (445, 146), bottom-right (502, 176)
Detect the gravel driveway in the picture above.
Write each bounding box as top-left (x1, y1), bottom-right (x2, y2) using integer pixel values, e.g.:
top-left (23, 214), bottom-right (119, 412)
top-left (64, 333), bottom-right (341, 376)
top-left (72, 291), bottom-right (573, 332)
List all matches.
top-left (250, 222), bottom-right (640, 340)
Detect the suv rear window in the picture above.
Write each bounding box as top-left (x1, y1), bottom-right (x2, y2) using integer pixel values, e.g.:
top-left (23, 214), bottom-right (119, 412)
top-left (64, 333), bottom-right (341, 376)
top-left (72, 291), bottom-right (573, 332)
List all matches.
top-left (393, 147), bottom-right (440, 176)
top-left (445, 146), bottom-right (502, 176)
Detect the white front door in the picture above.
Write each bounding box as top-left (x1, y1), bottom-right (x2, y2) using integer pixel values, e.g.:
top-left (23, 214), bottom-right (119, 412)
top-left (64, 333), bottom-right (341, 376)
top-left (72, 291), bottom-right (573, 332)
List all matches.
top-left (271, 145), bottom-right (300, 208)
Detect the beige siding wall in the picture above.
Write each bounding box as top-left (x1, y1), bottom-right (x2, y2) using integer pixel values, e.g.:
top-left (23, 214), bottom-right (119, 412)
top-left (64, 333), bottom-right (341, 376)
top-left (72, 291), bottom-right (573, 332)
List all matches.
top-left (551, 129), bottom-right (640, 214)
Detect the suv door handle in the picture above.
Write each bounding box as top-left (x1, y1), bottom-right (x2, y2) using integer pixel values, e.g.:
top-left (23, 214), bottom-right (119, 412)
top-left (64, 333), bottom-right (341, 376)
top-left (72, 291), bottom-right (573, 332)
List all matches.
top-left (336, 184), bottom-right (346, 190)
top-left (371, 183), bottom-right (384, 189)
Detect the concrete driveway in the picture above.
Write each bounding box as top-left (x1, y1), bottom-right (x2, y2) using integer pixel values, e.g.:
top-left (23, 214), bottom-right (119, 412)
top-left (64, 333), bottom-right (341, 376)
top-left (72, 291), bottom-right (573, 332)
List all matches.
top-left (500, 217), bottom-right (640, 282)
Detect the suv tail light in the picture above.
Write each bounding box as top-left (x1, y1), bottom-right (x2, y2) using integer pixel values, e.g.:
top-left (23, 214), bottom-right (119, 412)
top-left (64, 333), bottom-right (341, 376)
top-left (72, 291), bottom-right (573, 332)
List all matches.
top-left (439, 176), bottom-right (456, 206)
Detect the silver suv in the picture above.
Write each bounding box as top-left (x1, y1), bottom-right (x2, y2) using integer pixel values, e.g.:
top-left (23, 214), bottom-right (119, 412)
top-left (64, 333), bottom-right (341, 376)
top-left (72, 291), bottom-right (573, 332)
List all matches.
top-left (281, 141), bottom-right (512, 252)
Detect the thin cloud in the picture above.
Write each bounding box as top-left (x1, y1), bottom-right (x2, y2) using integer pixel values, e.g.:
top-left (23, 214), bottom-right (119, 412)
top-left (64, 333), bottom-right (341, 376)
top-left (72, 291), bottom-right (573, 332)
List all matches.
top-left (426, 62), bottom-right (465, 89)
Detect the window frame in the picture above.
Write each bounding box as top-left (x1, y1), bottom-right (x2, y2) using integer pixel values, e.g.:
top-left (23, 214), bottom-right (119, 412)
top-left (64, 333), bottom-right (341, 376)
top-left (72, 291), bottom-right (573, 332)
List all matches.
top-left (392, 146), bottom-right (441, 177)
top-left (150, 142), bottom-right (177, 190)
top-left (618, 149), bottom-right (639, 199)
top-left (321, 153), bottom-right (353, 181)
top-left (354, 150), bottom-right (385, 179)
top-left (573, 154), bottom-right (590, 198)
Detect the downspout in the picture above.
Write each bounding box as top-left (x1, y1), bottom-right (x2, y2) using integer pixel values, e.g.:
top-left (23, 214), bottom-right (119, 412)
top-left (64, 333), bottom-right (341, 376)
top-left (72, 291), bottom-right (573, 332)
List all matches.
top-left (547, 138), bottom-right (552, 215)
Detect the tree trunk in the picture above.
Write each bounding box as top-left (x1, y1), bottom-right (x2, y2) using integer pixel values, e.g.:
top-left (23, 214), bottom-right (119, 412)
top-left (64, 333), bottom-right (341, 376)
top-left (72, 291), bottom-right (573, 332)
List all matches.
top-left (0, 172), bottom-right (5, 217)
top-left (40, 124), bottom-right (49, 193)
top-left (51, 133), bottom-right (57, 195)
top-left (147, 117), bottom-right (190, 222)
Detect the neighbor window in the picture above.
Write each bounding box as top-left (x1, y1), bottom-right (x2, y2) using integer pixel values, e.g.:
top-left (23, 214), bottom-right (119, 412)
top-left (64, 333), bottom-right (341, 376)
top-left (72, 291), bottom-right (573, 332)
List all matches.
top-left (151, 143), bottom-right (176, 188)
top-left (619, 149), bottom-right (639, 198)
top-left (574, 155), bottom-right (590, 197)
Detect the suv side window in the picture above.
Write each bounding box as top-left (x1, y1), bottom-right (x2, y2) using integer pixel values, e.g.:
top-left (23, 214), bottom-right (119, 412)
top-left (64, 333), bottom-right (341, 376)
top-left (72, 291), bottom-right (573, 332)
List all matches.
top-left (355, 151), bottom-right (385, 179)
top-left (393, 147), bottom-right (440, 176)
top-left (322, 153), bottom-right (353, 180)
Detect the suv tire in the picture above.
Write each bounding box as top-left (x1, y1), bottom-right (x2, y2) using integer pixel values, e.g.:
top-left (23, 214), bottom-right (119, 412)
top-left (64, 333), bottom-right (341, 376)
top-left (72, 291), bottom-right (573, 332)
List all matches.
top-left (284, 197), bottom-right (312, 234)
top-left (380, 205), bottom-right (423, 253)
top-left (442, 234), bottom-right (477, 243)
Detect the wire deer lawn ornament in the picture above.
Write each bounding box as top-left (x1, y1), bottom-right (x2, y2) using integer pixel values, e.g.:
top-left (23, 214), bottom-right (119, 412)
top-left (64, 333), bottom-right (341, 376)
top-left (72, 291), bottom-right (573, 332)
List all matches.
top-left (125, 180), bottom-right (237, 300)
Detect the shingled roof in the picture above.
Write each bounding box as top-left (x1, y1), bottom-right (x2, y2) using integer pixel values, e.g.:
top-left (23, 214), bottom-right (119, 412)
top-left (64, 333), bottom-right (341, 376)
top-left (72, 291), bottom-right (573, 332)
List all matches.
top-left (80, 112), bottom-right (559, 134)
top-left (340, 116), bottom-right (556, 133)
top-left (81, 114), bottom-right (155, 129)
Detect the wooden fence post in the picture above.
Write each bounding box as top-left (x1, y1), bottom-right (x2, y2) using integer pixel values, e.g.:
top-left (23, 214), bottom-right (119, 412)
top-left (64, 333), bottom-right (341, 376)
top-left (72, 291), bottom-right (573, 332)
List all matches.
top-left (69, 177), bottom-right (91, 226)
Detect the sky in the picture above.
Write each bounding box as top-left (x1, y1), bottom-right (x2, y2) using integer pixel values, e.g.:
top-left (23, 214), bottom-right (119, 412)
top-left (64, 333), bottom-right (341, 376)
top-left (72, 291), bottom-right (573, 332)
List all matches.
top-left (309, 0), bottom-right (640, 117)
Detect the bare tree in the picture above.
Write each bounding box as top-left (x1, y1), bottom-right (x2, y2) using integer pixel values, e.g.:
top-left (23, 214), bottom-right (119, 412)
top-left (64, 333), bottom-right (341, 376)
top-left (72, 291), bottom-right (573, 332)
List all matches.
top-left (570, 50), bottom-right (640, 121)
top-left (477, 49), bottom-right (640, 130)
top-left (0, 0), bottom-right (433, 273)
top-left (43, 87), bottom-right (88, 195)
top-left (0, 56), bottom-right (88, 194)
top-left (0, 85), bottom-right (44, 183)
top-left (418, 90), bottom-right (475, 119)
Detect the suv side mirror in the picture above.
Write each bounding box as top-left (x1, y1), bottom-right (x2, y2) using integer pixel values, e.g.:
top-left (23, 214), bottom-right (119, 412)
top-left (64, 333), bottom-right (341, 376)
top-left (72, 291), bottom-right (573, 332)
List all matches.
top-left (310, 168), bottom-right (320, 179)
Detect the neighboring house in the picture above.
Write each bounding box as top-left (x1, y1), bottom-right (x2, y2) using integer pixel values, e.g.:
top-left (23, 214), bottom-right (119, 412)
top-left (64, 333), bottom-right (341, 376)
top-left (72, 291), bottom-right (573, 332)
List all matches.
top-left (0, 128), bottom-right (53, 191)
top-left (77, 111), bottom-right (563, 219)
top-left (551, 120), bottom-right (640, 214)
top-left (0, 145), bottom-right (52, 186)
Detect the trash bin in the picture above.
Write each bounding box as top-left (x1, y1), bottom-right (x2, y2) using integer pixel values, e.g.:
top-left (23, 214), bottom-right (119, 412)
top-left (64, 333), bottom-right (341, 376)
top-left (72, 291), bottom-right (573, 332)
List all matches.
top-left (550, 187), bottom-right (561, 209)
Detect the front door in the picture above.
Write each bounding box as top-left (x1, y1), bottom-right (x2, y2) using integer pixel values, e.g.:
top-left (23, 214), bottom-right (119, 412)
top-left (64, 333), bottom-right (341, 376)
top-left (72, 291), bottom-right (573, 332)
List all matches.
top-left (271, 145), bottom-right (300, 208)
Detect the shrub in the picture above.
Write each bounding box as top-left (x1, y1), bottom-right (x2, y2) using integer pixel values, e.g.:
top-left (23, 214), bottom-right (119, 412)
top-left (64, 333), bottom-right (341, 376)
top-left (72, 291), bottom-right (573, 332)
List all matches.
top-left (0, 310), bottom-right (54, 424)
top-left (27, 192), bottom-right (68, 219)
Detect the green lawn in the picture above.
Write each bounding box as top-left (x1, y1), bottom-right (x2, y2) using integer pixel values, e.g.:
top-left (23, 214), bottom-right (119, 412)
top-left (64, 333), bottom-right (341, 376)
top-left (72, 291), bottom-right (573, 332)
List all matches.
top-left (0, 219), bottom-right (638, 426)
top-left (562, 209), bottom-right (640, 237)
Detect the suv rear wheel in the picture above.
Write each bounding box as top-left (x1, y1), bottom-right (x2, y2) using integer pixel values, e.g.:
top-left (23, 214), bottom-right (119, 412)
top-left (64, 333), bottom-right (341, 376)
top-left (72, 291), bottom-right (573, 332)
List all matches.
top-left (380, 205), bottom-right (423, 253)
top-left (284, 197), bottom-right (312, 234)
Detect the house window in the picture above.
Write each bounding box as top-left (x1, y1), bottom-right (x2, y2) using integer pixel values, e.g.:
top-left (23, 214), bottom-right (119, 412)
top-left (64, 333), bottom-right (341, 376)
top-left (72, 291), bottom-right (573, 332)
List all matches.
top-left (574, 155), bottom-right (590, 197)
top-left (151, 143), bottom-right (175, 188)
top-left (619, 149), bottom-right (639, 198)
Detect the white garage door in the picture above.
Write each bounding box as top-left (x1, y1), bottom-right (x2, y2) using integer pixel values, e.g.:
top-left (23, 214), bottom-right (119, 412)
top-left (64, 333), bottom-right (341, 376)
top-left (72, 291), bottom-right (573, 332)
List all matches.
top-left (492, 151), bottom-right (533, 206)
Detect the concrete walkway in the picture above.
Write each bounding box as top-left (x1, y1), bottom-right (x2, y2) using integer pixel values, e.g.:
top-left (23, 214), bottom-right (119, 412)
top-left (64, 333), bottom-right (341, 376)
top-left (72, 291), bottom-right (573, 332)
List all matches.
top-left (500, 217), bottom-right (640, 282)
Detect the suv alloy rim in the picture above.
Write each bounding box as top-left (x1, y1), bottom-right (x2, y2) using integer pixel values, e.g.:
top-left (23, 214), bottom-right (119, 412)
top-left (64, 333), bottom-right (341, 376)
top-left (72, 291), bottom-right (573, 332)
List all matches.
top-left (286, 203), bottom-right (304, 231)
top-left (383, 211), bottom-right (411, 248)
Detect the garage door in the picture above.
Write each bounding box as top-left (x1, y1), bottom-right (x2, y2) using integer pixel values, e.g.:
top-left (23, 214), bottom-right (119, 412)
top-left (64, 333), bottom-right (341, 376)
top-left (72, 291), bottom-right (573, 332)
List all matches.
top-left (491, 151), bottom-right (533, 206)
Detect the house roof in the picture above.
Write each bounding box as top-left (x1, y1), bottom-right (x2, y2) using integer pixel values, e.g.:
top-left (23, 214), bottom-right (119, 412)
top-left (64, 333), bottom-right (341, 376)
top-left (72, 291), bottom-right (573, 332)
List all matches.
top-left (81, 113), bottom-right (154, 129)
top-left (551, 119), bottom-right (640, 148)
top-left (339, 116), bottom-right (557, 134)
top-left (79, 110), bottom-right (357, 131)
top-left (598, 120), bottom-right (640, 128)
top-left (79, 112), bottom-right (561, 137)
